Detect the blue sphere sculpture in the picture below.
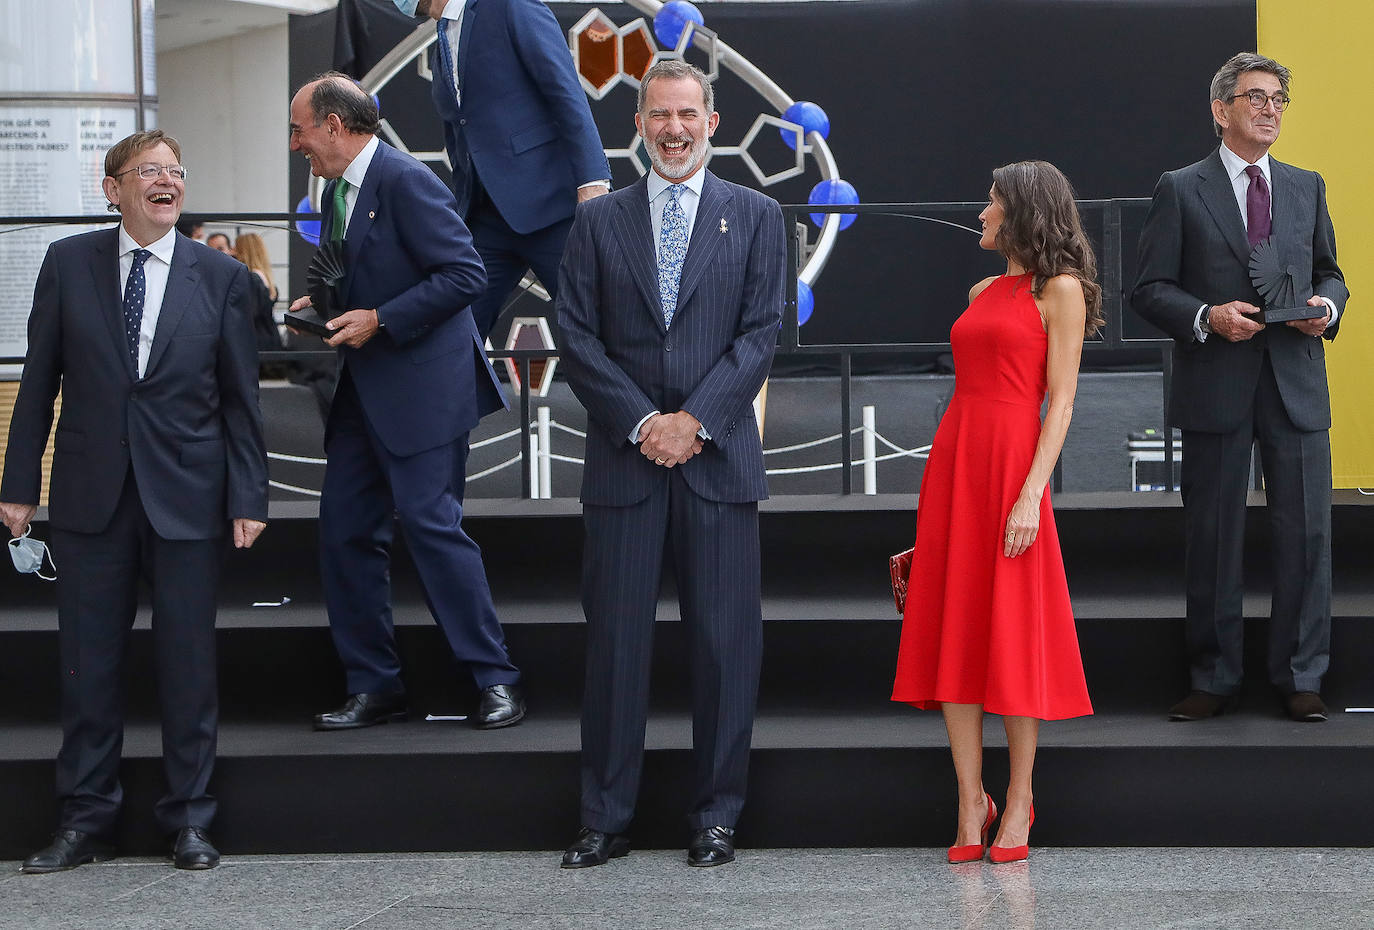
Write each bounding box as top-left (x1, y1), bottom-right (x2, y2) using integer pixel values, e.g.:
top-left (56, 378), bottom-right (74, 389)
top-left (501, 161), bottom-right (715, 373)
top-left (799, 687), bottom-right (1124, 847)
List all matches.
top-left (780, 101), bottom-right (829, 151)
top-left (294, 194), bottom-right (321, 246)
top-left (654, 1), bottom-right (704, 48)
top-left (808, 178), bottom-right (859, 230)
top-left (797, 279), bottom-right (814, 326)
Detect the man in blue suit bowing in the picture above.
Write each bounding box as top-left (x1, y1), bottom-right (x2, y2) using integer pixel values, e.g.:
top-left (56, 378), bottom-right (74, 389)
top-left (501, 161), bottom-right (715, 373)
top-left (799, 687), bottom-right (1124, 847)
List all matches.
top-left (396, 0), bottom-right (611, 338)
top-left (287, 73), bottom-right (524, 731)
top-left (557, 61), bottom-right (785, 869)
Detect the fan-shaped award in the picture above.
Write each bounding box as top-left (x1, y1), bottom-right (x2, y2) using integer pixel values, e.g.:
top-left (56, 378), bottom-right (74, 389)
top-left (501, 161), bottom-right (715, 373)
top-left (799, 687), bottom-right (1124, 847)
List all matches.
top-left (286, 241), bottom-right (349, 337)
top-left (1248, 237), bottom-right (1324, 324)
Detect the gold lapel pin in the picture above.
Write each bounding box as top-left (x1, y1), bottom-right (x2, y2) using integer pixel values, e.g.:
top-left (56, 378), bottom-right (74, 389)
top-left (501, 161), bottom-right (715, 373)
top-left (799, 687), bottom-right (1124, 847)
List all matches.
top-left (719, 218), bottom-right (728, 234)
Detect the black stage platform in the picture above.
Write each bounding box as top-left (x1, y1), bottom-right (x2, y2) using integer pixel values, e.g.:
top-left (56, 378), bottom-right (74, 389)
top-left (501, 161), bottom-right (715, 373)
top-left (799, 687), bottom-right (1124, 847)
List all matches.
top-left (2, 492), bottom-right (1372, 858)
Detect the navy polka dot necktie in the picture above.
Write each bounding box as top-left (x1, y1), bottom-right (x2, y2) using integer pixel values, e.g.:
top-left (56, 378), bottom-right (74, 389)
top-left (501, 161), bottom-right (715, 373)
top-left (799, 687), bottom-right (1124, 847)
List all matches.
top-left (123, 248), bottom-right (152, 369)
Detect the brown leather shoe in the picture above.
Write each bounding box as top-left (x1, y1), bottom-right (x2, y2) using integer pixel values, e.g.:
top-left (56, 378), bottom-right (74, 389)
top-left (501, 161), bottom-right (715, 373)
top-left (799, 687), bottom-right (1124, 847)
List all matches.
top-left (1286, 691), bottom-right (1328, 722)
top-left (1168, 690), bottom-right (1238, 721)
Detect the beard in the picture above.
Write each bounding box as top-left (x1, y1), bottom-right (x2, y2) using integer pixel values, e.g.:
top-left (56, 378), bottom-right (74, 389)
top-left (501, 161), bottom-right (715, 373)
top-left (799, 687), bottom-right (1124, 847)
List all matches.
top-left (644, 130), bottom-right (709, 181)
top-left (416, 0), bottom-right (433, 15)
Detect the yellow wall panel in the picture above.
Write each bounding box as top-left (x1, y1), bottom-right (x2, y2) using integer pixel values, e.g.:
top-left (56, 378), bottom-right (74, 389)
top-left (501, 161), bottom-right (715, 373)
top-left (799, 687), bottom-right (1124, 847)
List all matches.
top-left (1260, 1), bottom-right (1374, 487)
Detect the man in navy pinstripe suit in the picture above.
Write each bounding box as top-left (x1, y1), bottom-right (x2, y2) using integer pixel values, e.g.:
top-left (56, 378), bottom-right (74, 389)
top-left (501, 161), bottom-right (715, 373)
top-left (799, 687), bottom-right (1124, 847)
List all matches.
top-left (556, 60), bottom-right (785, 869)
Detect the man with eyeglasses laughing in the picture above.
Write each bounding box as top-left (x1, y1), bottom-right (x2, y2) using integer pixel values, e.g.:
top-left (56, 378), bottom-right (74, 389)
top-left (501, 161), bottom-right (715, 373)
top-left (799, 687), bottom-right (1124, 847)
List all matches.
top-left (1, 129), bottom-right (268, 872)
top-left (1133, 53), bottom-right (1349, 724)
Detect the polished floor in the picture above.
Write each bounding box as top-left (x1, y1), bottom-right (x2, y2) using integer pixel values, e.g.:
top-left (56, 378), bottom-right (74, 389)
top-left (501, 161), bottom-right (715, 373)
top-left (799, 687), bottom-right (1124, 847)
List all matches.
top-left (2, 847), bottom-right (1371, 930)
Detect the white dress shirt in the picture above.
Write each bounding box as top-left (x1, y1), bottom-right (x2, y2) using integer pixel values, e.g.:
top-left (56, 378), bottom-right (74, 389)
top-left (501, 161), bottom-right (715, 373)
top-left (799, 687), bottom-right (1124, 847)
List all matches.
top-left (338, 134), bottom-right (380, 234)
top-left (631, 166), bottom-right (711, 444)
top-left (118, 224), bottom-right (176, 378)
top-left (1195, 144), bottom-right (1336, 341)
top-left (647, 166), bottom-right (705, 261)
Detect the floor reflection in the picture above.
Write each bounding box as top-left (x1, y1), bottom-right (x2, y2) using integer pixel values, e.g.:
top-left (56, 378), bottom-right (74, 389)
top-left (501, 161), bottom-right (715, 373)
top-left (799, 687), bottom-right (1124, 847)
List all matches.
top-left (951, 858), bottom-right (1037, 930)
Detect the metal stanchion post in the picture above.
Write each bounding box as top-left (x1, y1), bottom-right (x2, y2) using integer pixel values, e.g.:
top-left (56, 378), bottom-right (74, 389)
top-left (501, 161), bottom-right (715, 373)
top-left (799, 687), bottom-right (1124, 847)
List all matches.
top-left (862, 404), bottom-right (877, 495)
top-left (537, 406), bottom-right (552, 500)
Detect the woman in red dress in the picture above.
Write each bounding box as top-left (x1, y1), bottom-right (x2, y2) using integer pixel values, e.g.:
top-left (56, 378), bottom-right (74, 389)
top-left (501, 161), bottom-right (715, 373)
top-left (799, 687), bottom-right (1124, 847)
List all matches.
top-left (891, 161), bottom-right (1103, 863)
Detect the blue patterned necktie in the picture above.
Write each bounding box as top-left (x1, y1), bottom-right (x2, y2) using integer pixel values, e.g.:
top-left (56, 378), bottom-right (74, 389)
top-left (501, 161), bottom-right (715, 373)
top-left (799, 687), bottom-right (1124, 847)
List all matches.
top-left (123, 248), bottom-right (152, 370)
top-left (658, 184), bottom-right (688, 326)
top-left (435, 17), bottom-right (460, 105)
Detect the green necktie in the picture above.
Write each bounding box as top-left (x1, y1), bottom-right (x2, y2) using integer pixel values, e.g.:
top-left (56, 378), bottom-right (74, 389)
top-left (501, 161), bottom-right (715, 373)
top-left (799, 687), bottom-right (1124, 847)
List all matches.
top-left (330, 179), bottom-right (350, 243)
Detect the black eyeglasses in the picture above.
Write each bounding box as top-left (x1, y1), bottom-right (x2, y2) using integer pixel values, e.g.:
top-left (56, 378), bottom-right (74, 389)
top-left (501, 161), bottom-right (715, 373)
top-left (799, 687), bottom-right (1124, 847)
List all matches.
top-left (1228, 90), bottom-right (1290, 112)
top-left (113, 163), bottom-right (188, 181)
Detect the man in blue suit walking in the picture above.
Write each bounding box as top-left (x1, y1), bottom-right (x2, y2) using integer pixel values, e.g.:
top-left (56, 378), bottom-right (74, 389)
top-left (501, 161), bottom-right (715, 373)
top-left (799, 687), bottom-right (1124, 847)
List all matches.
top-left (396, 0), bottom-right (611, 338)
top-left (557, 61), bottom-right (785, 869)
top-left (287, 73), bottom-right (524, 731)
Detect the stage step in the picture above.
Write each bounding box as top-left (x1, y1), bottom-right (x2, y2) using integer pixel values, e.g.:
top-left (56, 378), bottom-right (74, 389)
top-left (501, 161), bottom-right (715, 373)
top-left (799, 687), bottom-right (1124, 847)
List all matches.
top-left (2, 710), bottom-right (1370, 859)
top-left (2, 497), bottom-right (1370, 859)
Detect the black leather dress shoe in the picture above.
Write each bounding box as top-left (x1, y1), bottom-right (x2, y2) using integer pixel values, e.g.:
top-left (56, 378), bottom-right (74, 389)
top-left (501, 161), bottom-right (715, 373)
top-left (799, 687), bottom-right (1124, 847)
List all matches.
top-left (687, 826), bottom-right (736, 867)
top-left (21, 829), bottom-right (116, 874)
top-left (1168, 690), bottom-right (1238, 721)
top-left (1287, 691), bottom-right (1329, 722)
top-left (172, 826), bottom-right (220, 870)
top-left (561, 826), bottom-right (630, 868)
top-left (313, 692), bottom-right (408, 730)
top-left (475, 683), bottom-right (525, 729)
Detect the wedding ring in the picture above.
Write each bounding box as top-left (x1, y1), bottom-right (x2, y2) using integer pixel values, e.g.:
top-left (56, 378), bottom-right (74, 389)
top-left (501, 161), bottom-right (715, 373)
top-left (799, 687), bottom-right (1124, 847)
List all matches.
top-left (656, 457), bottom-right (666, 465)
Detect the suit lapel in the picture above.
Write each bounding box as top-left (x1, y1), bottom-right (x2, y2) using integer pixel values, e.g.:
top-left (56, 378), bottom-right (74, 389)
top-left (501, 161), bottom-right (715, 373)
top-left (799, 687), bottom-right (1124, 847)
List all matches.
top-left (145, 234), bottom-right (198, 376)
top-left (1268, 158), bottom-right (1295, 257)
top-left (612, 177), bottom-right (668, 332)
top-left (92, 228), bottom-right (136, 380)
top-left (457, 0), bottom-right (477, 97)
top-left (342, 142), bottom-right (387, 306)
top-left (1198, 149), bottom-right (1252, 266)
top-left (674, 171), bottom-right (734, 314)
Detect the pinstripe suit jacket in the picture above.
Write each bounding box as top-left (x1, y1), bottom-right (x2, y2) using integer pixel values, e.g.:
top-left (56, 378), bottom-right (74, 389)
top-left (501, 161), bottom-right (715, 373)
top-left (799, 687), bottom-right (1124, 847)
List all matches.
top-left (556, 171), bottom-right (785, 506)
top-left (1132, 148), bottom-right (1348, 433)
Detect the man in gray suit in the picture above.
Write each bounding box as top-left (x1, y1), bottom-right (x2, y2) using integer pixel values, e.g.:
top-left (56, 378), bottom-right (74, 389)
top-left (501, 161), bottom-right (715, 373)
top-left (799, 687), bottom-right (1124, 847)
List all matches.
top-left (1133, 52), bottom-right (1348, 723)
top-left (556, 60), bottom-right (784, 868)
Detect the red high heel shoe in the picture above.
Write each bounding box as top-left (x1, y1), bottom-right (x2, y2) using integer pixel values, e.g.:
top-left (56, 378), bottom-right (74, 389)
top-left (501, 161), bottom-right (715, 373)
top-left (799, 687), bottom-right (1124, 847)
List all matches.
top-left (988, 803), bottom-right (1035, 863)
top-left (947, 792), bottom-right (997, 863)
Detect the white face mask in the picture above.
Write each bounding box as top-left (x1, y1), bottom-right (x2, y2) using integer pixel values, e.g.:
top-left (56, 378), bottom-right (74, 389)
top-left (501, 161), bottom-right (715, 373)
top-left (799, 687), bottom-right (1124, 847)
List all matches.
top-left (392, 0), bottom-right (421, 15)
top-left (9, 526), bottom-right (56, 581)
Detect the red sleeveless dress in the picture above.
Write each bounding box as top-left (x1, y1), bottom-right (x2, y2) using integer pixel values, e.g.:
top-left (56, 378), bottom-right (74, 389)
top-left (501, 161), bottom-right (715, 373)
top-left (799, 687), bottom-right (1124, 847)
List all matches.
top-left (891, 274), bottom-right (1092, 720)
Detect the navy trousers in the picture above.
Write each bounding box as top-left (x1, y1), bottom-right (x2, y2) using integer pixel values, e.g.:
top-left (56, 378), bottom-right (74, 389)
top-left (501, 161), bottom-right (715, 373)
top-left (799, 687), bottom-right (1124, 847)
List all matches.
top-left (320, 370), bottom-right (519, 694)
top-left (465, 186), bottom-right (574, 340)
top-left (579, 468), bottom-right (762, 833)
top-left (50, 471), bottom-right (223, 836)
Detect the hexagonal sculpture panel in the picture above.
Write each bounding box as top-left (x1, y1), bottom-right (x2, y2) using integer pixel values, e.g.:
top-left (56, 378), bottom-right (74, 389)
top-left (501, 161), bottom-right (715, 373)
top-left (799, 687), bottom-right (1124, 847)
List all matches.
top-left (621, 19), bottom-right (656, 84)
top-left (571, 10), bottom-right (621, 98)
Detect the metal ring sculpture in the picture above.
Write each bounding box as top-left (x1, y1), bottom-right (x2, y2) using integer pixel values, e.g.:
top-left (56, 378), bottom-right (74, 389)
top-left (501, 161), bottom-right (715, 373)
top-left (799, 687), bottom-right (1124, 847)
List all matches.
top-left (314, 0), bottom-right (843, 303)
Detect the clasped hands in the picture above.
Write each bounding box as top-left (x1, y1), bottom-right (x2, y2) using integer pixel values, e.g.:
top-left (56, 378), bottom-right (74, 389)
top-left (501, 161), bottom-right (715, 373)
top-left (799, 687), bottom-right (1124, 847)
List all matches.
top-left (287, 296), bottom-right (380, 348)
top-left (639, 411), bottom-right (704, 468)
top-left (1210, 297), bottom-right (1330, 342)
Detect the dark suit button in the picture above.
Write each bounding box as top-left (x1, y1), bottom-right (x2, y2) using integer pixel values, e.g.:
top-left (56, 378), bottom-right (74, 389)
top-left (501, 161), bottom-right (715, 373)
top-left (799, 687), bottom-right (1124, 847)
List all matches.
top-left (459, 118), bottom-right (467, 126)
top-left (120, 439), bottom-right (128, 447)
top-left (664, 341), bottom-right (673, 352)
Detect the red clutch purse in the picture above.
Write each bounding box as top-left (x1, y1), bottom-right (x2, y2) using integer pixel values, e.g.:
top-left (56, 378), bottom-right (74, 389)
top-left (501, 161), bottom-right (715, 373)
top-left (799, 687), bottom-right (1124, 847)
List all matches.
top-left (889, 546), bottom-right (914, 615)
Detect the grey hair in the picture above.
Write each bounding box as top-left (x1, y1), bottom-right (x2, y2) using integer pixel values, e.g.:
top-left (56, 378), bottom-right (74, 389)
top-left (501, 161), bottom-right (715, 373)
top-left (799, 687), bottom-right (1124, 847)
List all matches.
top-left (1209, 52), bottom-right (1291, 138)
top-left (304, 71), bottom-right (380, 136)
top-left (637, 59), bottom-right (714, 114)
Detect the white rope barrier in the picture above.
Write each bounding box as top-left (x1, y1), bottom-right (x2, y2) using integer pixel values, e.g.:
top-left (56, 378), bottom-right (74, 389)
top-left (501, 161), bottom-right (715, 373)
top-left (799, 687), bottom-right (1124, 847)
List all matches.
top-left (268, 479), bottom-right (322, 497)
top-left (267, 451), bottom-right (326, 465)
top-left (265, 410), bottom-right (930, 486)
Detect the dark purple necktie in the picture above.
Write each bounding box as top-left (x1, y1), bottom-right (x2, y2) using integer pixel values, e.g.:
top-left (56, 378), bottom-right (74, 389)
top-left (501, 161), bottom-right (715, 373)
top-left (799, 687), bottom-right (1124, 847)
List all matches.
top-left (1245, 165), bottom-right (1271, 247)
